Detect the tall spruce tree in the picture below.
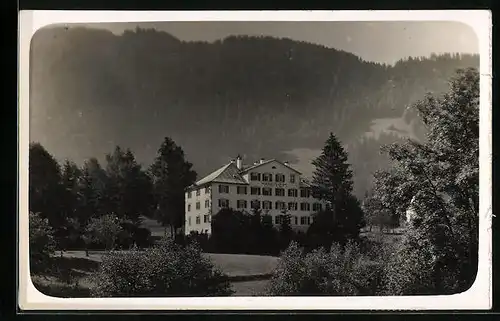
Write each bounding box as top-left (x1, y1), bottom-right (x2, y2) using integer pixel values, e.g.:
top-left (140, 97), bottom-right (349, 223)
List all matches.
top-left (149, 137), bottom-right (197, 236)
top-left (309, 133), bottom-right (365, 244)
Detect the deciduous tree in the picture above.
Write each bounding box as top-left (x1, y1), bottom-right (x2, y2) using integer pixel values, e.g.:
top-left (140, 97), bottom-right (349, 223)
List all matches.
top-left (383, 68), bottom-right (480, 294)
top-left (84, 214), bottom-right (124, 251)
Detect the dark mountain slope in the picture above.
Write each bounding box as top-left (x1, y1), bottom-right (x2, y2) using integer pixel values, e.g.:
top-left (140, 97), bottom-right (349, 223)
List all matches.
top-left (29, 26), bottom-right (479, 197)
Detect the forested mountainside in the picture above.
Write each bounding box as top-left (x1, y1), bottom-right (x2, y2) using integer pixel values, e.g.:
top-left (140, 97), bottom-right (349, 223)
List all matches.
top-left (30, 26), bottom-right (479, 197)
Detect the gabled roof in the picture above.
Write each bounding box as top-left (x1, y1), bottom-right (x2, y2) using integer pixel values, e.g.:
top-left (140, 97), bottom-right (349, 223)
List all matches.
top-left (192, 162), bottom-right (248, 187)
top-left (239, 159), bottom-right (302, 175)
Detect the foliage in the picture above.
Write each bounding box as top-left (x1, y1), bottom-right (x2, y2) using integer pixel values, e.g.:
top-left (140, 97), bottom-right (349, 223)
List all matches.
top-left (60, 160), bottom-right (82, 217)
top-left (210, 208), bottom-right (253, 254)
top-left (77, 158), bottom-right (109, 224)
top-left (309, 133), bottom-right (365, 246)
top-left (363, 167), bottom-right (412, 231)
top-left (268, 241), bottom-right (384, 296)
top-left (149, 137), bottom-right (197, 235)
top-left (29, 143), bottom-right (68, 248)
top-left (32, 26), bottom-right (479, 200)
top-left (278, 208), bottom-right (294, 249)
top-left (29, 211), bottom-right (56, 273)
top-left (380, 68), bottom-right (480, 295)
top-left (90, 238), bottom-right (233, 297)
top-left (209, 208), bottom-right (284, 255)
top-left (103, 146), bottom-right (155, 222)
top-left (117, 221), bottom-right (152, 249)
top-left (312, 133), bottom-right (354, 201)
top-left (84, 214), bottom-right (124, 250)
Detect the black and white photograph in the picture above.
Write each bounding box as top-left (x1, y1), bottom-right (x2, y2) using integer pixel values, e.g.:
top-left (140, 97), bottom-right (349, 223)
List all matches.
top-left (18, 10), bottom-right (492, 310)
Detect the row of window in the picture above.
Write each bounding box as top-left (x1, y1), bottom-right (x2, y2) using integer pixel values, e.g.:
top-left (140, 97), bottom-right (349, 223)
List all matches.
top-left (187, 200), bottom-right (210, 212)
top-left (187, 214), bottom-right (312, 226)
top-left (250, 172), bottom-right (296, 183)
top-left (218, 199), bottom-right (323, 211)
top-left (187, 214), bottom-right (211, 226)
top-left (223, 185), bottom-right (313, 198)
top-left (187, 186), bottom-right (211, 198)
top-left (275, 215), bottom-right (312, 225)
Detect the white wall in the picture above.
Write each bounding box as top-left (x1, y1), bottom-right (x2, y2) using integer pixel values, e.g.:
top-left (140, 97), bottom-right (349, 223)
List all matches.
top-left (208, 160), bottom-right (326, 234)
top-left (185, 185), bottom-right (212, 234)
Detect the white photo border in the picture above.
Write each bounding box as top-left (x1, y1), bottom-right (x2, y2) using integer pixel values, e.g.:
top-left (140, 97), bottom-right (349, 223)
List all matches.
top-left (18, 10), bottom-right (493, 311)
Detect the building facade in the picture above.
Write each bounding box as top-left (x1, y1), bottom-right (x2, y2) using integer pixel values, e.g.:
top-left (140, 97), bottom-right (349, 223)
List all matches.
top-left (184, 156), bottom-right (327, 235)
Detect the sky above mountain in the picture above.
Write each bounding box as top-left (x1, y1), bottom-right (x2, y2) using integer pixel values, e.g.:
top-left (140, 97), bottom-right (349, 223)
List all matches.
top-left (65, 21), bottom-right (479, 65)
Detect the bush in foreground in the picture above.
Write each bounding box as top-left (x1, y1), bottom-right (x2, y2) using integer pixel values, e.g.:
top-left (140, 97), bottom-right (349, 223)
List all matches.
top-left (29, 211), bottom-right (56, 274)
top-left (90, 238), bottom-right (234, 297)
top-left (268, 241), bottom-right (384, 296)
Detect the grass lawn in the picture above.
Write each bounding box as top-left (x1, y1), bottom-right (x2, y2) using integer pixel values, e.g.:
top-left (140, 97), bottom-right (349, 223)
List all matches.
top-left (231, 279), bottom-right (271, 296)
top-left (30, 256), bottom-right (100, 298)
top-left (360, 229), bottom-right (405, 246)
top-left (33, 250), bottom-right (279, 298)
top-left (63, 250), bottom-right (278, 278)
top-left (139, 216), bottom-right (173, 237)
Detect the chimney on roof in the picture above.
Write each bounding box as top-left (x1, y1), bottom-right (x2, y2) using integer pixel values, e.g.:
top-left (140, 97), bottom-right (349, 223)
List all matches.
top-left (284, 161), bottom-right (289, 166)
top-left (259, 158), bottom-right (265, 164)
top-left (236, 154), bottom-right (242, 169)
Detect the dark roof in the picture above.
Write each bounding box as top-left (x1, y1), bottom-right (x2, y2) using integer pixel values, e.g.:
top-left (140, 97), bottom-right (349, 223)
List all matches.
top-left (239, 159), bottom-right (302, 175)
top-left (192, 162), bottom-right (248, 187)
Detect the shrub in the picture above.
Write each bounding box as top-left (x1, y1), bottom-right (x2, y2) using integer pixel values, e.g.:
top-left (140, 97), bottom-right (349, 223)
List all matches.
top-left (116, 220), bottom-right (153, 249)
top-left (90, 238), bottom-right (233, 297)
top-left (29, 212), bottom-right (56, 273)
top-left (268, 241), bottom-right (384, 296)
top-left (84, 214), bottom-right (124, 250)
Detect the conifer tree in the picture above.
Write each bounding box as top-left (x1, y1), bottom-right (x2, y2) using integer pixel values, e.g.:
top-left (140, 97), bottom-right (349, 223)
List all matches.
top-left (149, 137), bottom-right (197, 236)
top-left (309, 133), bottom-right (365, 245)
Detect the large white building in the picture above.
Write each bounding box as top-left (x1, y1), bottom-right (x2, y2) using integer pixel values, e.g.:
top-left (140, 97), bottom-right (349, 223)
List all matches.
top-left (184, 155), bottom-right (327, 235)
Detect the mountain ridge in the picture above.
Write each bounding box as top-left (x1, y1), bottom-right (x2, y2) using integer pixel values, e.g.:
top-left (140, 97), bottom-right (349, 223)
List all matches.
top-left (29, 26), bottom-right (479, 197)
